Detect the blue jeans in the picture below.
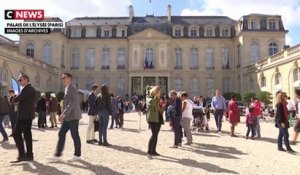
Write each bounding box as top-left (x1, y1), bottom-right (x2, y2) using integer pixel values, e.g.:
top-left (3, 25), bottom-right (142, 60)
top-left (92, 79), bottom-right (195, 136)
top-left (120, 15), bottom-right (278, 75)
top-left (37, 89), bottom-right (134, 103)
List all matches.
top-left (277, 122), bottom-right (291, 150)
top-left (38, 111), bottom-right (46, 128)
top-left (99, 110), bottom-right (109, 143)
top-left (55, 119), bottom-right (81, 157)
top-left (255, 116), bottom-right (261, 137)
top-left (0, 115), bottom-right (8, 140)
top-left (172, 117), bottom-right (182, 146)
top-left (214, 109), bottom-right (224, 132)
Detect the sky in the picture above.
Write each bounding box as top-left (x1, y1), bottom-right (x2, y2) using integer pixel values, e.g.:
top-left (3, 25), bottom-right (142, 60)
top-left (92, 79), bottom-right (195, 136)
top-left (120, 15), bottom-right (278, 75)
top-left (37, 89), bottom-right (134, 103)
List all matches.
top-left (0, 0), bottom-right (299, 46)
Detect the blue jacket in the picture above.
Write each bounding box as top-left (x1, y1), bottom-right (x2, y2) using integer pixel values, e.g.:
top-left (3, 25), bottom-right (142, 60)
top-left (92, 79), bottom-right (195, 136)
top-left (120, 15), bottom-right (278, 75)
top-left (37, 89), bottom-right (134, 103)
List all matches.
top-left (87, 92), bottom-right (97, 115)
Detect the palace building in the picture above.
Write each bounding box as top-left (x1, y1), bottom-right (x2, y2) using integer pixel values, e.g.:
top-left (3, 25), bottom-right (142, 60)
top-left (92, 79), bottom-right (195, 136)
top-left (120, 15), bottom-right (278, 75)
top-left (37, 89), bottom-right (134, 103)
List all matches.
top-left (1, 5), bottom-right (299, 102)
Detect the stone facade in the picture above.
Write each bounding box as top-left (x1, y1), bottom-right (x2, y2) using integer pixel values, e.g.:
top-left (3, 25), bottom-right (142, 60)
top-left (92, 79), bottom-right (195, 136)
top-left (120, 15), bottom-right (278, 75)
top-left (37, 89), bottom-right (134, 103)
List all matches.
top-left (1, 5), bottom-right (295, 101)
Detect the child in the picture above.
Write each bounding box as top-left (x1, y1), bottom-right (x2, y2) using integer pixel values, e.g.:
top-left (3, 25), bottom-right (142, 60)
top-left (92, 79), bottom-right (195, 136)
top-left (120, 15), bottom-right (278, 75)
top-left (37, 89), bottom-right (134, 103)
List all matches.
top-left (246, 107), bottom-right (257, 140)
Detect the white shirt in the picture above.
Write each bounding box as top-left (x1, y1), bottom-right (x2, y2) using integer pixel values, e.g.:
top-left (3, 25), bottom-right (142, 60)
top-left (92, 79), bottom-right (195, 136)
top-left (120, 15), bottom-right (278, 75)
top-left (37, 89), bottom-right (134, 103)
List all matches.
top-left (182, 99), bottom-right (193, 119)
top-left (286, 100), bottom-right (296, 111)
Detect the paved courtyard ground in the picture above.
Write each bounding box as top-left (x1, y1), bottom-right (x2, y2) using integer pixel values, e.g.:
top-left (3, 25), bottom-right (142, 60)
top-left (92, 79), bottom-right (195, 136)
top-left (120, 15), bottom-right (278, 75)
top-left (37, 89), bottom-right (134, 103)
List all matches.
top-left (0, 113), bottom-right (299, 175)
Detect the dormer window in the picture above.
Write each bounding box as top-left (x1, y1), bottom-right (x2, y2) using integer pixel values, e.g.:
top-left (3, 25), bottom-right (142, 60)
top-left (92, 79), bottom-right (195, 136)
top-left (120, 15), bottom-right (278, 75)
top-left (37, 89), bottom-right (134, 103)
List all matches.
top-left (175, 28), bottom-right (182, 37)
top-left (103, 29), bottom-right (110, 38)
top-left (85, 28), bottom-right (96, 37)
top-left (121, 29), bottom-right (126, 37)
top-left (268, 19), bottom-right (276, 30)
top-left (250, 19), bottom-right (257, 29)
top-left (205, 26), bottom-right (215, 37)
top-left (117, 26), bottom-right (127, 37)
top-left (71, 28), bottom-right (82, 38)
top-left (221, 27), bottom-right (230, 37)
top-left (190, 27), bottom-right (197, 37)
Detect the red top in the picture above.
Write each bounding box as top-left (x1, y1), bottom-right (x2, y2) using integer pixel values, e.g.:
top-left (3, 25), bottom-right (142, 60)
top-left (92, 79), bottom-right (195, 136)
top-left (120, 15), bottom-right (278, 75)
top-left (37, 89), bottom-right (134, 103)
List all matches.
top-left (251, 101), bottom-right (262, 116)
top-left (228, 100), bottom-right (240, 124)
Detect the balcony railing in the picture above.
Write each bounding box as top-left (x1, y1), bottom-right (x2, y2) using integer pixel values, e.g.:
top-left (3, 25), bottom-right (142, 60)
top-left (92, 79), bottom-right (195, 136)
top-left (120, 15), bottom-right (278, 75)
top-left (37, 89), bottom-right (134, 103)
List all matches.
top-left (174, 66), bottom-right (183, 70)
top-left (144, 65), bottom-right (155, 69)
top-left (190, 66), bottom-right (199, 70)
top-left (206, 66), bottom-right (215, 70)
top-left (70, 66), bottom-right (79, 70)
top-left (117, 65), bottom-right (126, 70)
top-left (85, 66), bottom-right (94, 70)
top-left (101, 65), bottom-right (110, 70)
top-left (222, 65), bottom-right (230, 70)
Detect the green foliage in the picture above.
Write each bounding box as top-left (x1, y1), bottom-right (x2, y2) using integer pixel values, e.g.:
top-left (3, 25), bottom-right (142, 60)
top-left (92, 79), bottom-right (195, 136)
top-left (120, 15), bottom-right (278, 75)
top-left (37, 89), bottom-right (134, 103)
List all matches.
top-left (223, 92), bottom-right (242, 101)
top-left (243, 92), bottom-right (256, 105)
top-left (256, 91), bottom-right (273, 106)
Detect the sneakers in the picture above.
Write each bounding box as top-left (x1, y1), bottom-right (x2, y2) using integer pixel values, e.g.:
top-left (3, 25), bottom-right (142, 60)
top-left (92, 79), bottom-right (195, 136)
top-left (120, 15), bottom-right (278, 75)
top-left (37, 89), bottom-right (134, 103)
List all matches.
top-left (47, 156), bottom-right (63, 162)
top-left (217, 131), bottom-right (222, 135)
top-left (66, 156), bottom-right (81, 162)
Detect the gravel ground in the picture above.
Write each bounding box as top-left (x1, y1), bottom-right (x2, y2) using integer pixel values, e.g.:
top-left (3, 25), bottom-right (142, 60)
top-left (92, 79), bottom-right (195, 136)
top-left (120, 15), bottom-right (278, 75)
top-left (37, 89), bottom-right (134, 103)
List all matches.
top-left (0, 113), bottom-right (299, 175)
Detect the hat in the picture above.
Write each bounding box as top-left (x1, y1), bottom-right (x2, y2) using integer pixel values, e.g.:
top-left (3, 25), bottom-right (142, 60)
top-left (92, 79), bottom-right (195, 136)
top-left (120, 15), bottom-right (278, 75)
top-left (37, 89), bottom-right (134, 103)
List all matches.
top-left (50, 93), bottom-right (56, 98)
top-left (41, 93), bottom-right (46, 97)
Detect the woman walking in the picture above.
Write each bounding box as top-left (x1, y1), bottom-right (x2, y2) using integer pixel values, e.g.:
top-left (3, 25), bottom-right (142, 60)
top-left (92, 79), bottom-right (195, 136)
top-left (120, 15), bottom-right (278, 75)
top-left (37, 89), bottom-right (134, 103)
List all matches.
top-left (95, 85), bottom-right (112, 146)
top-left (146, 86), bottom-right (163, 159)
top-left (181, 92), bottom-right (193, 145)
top-left (228, 94), bottom-right (240, 137)
top-left (275, 92), bottom-right (295, 152)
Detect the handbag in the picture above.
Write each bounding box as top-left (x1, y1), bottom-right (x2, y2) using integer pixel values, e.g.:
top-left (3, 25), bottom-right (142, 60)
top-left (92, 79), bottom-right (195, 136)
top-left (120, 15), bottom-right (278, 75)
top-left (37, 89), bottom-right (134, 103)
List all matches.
top-left (94, 118), bottom-right (99, 132)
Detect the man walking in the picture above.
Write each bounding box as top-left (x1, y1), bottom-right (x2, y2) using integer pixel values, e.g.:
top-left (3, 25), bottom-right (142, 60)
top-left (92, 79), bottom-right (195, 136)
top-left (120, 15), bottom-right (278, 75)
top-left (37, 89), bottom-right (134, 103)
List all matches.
top-left (86, 84), bottom-right (98, 144)
top-left (48, 73), bottom-right (82, 162)
top-left (36, 93), bottom-right (47, 128)
top-left (211, 90), bottom-right (226, 135)
top-left (11, 74), bottom-right (36, 163)
top-left (8, 90), bottom-right (17, 136)
top-left (49, 93), bottom-right (58, 128)
top-left (0, 92), bottom-right (9, 142)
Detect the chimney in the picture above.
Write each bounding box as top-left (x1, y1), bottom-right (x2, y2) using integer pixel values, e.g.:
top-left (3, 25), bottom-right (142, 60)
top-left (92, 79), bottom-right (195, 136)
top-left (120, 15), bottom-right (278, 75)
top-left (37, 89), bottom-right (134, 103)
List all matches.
top-left (167, 5), bottom-right (172, 22)
top-left (129, 5), bottom-right (134, 22)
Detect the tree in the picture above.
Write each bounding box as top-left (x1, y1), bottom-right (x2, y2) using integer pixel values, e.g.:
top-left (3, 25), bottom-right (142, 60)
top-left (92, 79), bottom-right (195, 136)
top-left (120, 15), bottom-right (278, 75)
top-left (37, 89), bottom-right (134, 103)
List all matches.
top-left (223, 92), bottom-right (242, 101)
top-left (256, 91), bottom-right (273, 106)
top-left (243, 92), bottom-right (256, 105)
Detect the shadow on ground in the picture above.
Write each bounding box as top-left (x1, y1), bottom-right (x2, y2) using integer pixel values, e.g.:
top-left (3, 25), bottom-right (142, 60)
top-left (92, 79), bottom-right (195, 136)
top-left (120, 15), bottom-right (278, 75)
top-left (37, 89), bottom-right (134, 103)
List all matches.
top-left (11, 161), bottom-right (70, 175)
top-left (56, 160), bottom-right (124, 175)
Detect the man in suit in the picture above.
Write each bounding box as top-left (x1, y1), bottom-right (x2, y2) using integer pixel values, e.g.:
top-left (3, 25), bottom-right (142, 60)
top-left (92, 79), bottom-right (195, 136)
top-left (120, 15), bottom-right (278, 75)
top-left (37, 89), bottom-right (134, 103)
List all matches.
top-left (11, 74), bottom-right (36, 163)
top-left (48, 73), bottom-right (82, 162)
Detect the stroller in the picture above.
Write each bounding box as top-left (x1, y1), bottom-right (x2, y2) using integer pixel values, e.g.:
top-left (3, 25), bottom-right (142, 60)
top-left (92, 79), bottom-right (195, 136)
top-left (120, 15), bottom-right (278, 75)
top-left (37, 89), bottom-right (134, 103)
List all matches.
top-left (192, 106), bottom-right (205, 132)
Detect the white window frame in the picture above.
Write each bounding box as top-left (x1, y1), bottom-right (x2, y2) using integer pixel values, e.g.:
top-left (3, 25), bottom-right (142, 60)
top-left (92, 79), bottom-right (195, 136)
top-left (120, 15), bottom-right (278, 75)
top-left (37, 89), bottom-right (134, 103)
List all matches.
top-left (71, 28), bottom-right (82, 38)
top-left (174, 78), bottom-right (183, 91)
top-left (43, 43), bottom-right (52, 64)
top-left (269, 42), bottom-right (278, 56)
top-left (206, 48), bottom-right (214, 69)
top-left (86, 48), bottom-right (95, 69)
top-left (102, 48), bottom-right (110, 68)
top-left (251, 42), bottom-right (260, 62)
top-left (206, 78), bottom-right (215, 98)
top-left (190, 48), bottom-right (198, 69)
top-left (26, 43), bottom-right (34, 57)
top-left (175, 48), bottom-right (183, 69)
top-left (118, 48), bottom-right (126, 69)
top-left (222, 48), bottom-right (230, 69)
top-left (71, 48), bottom-right (80, 69)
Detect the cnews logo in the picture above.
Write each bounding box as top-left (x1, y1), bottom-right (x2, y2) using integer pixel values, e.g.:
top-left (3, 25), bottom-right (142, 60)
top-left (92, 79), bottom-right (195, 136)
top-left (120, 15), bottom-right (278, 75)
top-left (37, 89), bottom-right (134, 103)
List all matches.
top-left (5, 10), bottom-right (44, 20)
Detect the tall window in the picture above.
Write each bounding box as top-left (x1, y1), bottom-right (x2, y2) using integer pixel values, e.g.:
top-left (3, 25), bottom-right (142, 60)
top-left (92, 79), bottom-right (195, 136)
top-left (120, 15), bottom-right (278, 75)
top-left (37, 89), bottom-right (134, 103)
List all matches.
top-left (26, 43), bottom-right (34, 57)
top-left (223, 77), bottom-right (230, 93)
top-left (121, 29), bottom-right (126, 37)
top-left (144, 48), bottom-right (154, 69)
top-left (0, 67), bottom-right (8, 82)
top-left (174, 78), bottom-right (183, 91)
top-left (86, 48), bottom-right (94, 69)
top-left (222, 48), bottom-right (230, 69)
top-left (237, 44), bottom-right (241, 67)
top-left (118, 77), bottom-right (126, 96)
top-left (250, 19), bottom-right (257, 29)
top-left (275, 73), bottom-right (281, 85)
top-left (206, 27), bottom-right (213, 37)
top-left (206, 48), bottom-right (214, 69)
top-left (35, 77), bottom-right (40, 90)
top-left (190, 48), bottom-right (198, 69)
top-left (73, 77), bottom-right (79, 88)
top-left (293, 68), bottom-right (300, 82)
top-left (71, 48), bottom-right (80, 69)
top-left (269, 42), bottom-right (278, 56)
top-left (86, 77), bottom-right (94, 90)
top-left (61, 46), bottom-right (65, 67)
top-left (47, 78), bottom-right (51, 91)
top-left (103, 29), bottom-right (110, 38)
top-left (190, 27), bottom-right (197, 37)
top-left (251, 42), bottom-right (260, 62)
top-left (261, 76), bottom-right (266, 87)
top-left (102, 48), bottom-right (110, 69)
top-left (269, 19), bottom-right (276, 30)
top-left (190, 78), bottom-right (199, 98)
top-left (117, 48), bottom-right (126, 69)
top-left (175, 28), bottom-right (181, 37)
top-left (71, 28), bottom-right (82, 38)
top-left (249, 78), bottom-right (254, 90)
top-left (206, 78), bottom-right (215, 98)
top-left (221, 28), bottom-right (229, 37)
top-left (43, 43), bottom-right (52, 64)
top-left (174, 48), bottom-right (183, 69)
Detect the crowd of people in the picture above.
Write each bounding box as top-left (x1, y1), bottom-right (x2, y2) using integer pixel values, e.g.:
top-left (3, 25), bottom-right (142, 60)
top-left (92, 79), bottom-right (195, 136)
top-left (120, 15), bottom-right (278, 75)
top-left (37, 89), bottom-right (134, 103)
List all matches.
top-left (0, 72), bottom-right (300, 163)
